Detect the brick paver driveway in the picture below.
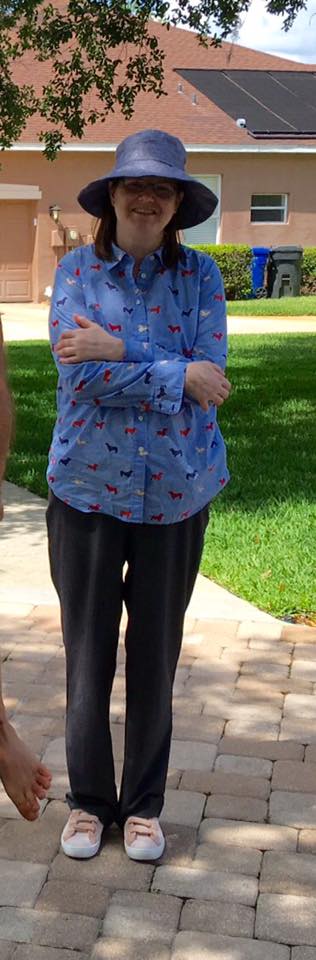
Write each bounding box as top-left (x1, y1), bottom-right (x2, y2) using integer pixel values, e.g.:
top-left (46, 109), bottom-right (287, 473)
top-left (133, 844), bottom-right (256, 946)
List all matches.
top-left (1, 600), bottom-right (316, 959)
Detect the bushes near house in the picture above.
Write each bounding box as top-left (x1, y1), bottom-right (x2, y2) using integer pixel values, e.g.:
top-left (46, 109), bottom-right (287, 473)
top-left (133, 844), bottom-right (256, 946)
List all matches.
top-left (301, 248), bottom-right (316, 295)
top-left (192, 244), bottom-right (253, 300)
top-left (192, 243), bottom-right (316, 302)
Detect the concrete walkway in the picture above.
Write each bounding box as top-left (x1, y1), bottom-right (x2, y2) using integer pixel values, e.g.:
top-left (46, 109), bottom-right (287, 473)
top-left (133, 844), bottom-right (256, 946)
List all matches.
top-left (1, 300), bottom-right (316, 340)
top-left (1, 480), bottom-right (316, 959)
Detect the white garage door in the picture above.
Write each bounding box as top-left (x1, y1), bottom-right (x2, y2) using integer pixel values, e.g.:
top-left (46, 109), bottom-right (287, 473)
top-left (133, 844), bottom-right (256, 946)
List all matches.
top-left (0, 201), bottom-right (33, 301)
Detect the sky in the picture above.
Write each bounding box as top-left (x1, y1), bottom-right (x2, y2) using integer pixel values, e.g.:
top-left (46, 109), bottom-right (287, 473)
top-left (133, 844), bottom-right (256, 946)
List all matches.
top-left (234, 0), bottom-right (316, 62)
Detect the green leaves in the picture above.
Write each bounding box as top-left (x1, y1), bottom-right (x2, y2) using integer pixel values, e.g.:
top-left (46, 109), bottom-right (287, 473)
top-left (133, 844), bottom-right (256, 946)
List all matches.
top-left (266, 0), bottom-right (306, 29)
top-left (193, 244), bottom-right (253, 301)
top-left (0, 0), bottom-right (168, 157)
top-left (0, 76), bottom-right (37, 150)
top-left (0, 0), bottom-right (308, 157)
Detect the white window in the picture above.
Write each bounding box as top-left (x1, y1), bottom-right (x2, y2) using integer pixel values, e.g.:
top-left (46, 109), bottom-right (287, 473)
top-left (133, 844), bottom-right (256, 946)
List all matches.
top-left (182, 175), bottom-right (220, 245)
top-left (251, 194), bottom-right (288, 224)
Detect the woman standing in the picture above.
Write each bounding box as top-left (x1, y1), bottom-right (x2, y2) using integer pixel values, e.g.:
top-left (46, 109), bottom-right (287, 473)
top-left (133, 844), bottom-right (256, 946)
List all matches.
top-left (46, 128), bottom-right (231, 861)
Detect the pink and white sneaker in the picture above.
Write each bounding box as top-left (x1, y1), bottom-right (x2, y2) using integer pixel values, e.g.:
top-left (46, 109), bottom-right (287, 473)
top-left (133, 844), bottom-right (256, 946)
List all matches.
top-left (124, 816), bottom-right (165, 861)
top-left (61, 809), bottom-right (103, 859)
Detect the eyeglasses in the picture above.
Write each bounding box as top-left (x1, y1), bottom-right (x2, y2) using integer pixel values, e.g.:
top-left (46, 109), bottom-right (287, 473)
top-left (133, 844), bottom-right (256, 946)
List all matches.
top-left (121, 179), bottom-right (178, 200)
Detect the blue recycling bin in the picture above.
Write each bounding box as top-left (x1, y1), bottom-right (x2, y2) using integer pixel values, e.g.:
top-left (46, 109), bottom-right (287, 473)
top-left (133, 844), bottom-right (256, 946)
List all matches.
top-left (251, 247), bottom-right (270, 296)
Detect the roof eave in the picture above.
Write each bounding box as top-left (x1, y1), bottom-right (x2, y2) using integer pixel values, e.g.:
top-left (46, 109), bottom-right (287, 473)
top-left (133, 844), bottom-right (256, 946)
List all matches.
top-left (8, 141), bottom-right (316, 153)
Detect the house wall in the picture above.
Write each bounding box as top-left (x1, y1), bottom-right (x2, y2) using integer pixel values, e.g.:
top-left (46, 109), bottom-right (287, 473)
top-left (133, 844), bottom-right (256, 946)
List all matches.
top-left (0, 149), bottom-right (315, 301)
top-left (0, 151), bottom-right (115, 301)
top-left (187, 153), bottom-right (316, 247)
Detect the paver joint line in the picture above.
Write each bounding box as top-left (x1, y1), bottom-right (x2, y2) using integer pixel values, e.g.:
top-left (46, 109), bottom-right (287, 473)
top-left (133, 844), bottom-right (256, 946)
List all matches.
top-left (1, 474), bottom-right (316, 956)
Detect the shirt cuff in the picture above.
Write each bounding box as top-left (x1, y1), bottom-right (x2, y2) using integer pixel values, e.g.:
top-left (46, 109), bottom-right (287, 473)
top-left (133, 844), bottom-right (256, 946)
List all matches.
top-left (151, 361), bottom-right (187, 415)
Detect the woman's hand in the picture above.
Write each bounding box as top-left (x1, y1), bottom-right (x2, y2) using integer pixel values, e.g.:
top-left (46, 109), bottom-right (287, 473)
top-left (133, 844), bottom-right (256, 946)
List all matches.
top-left (185, 360), bottom-right (231, 410)
top-left (55, 315), bottom-right (125, 363)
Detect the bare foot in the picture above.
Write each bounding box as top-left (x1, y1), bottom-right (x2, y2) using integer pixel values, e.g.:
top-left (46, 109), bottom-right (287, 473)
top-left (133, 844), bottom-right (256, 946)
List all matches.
top-left (0, 718), bottom-right (52, 820)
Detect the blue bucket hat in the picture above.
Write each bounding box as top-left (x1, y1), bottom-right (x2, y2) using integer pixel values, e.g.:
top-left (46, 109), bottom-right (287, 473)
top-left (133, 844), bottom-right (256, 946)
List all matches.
top-left (78, 129), bottom-right (218, 230)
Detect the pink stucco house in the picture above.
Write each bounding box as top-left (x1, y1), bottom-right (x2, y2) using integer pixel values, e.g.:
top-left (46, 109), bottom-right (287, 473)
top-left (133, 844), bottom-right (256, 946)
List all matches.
top-left (0, 21), bottom-right (315, 301)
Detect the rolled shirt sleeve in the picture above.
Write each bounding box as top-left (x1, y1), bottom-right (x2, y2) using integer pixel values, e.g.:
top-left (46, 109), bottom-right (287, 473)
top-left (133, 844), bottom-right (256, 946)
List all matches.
top-left (50, 255), bottom-right (186, 414)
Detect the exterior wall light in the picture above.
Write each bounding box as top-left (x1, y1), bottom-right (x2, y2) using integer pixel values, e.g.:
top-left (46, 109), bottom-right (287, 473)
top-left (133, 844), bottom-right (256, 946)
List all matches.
top-left (49, 204), bottom-right (61, 223)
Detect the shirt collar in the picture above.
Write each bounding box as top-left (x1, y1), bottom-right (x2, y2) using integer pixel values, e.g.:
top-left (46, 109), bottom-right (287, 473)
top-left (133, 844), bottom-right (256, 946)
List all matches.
top-left (107, 243), bottom-right (164, 271)
top-left (106, 243), bottom-right (126, 270)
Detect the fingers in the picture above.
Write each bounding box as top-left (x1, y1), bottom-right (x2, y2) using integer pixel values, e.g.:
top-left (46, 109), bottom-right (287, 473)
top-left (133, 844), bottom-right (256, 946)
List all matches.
top-left (56, 344), bottom-right (77, 357)
top-left (55, 342), bottom-right (79, 363)
top-left (212, 376), bottom-right (231, 402)
top-left (220, 383), bottom-right (231, 399)
top-left (215, 373), bottom-right (230, 392)
top-left (57, 331), bottom-right (74, 342)
top-left (202, 396), bottom-right (222, 409)
top-left (200, 368), bottom-right (231, 394)
top-left (55, 326), bottom-right (93, 362)
top-left (58, 356), bottom-right (78, 364)
top-left (74, 314), bottom-right (92, 328)
top-left (55, 338), bottom-right (75, 355)
top-left (200, 379), bottom-right (231, 409)
top-left (56, 327), bottom-right (89, 349)
top-left (57, 355), bottom-right (78, 363)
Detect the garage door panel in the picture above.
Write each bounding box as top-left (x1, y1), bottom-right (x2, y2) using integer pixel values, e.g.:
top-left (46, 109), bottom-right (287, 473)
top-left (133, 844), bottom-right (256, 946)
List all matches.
top-left (5, 278), bottom-right (32, 299)
top-left (0, 201), bottom-right (33, 301)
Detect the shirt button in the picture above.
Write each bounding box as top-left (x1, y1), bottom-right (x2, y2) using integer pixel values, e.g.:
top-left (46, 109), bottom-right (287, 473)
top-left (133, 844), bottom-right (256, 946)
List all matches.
top-left (138, 415), bottom-right (144, 421)
top-left (136, 299), bottom-right (141, 304)
top-left (141, 272), bottom-right (146, 278)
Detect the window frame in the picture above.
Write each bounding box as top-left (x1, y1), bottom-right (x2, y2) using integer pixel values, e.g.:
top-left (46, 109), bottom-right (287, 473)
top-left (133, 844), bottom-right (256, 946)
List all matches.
top-left (250, 193), bottom-right (288, 225)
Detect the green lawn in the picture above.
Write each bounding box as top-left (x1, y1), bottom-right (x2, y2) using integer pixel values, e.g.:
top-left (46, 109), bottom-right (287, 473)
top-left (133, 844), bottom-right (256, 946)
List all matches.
top-left (227, 295), bottom-right (316, 316)
top-left (5, 335), bottom-right (316, 621)
top-left (6, 342), bottom-right (56, 499)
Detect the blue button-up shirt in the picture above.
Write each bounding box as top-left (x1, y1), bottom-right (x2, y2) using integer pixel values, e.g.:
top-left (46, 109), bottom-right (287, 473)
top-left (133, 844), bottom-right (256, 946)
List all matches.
top-left (47, 243), bottom-right (229, 523)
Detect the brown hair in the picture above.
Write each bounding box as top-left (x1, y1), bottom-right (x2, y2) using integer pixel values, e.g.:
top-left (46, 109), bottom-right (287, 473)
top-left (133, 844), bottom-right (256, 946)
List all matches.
top-left (93, 181), bottom-right (186, 269)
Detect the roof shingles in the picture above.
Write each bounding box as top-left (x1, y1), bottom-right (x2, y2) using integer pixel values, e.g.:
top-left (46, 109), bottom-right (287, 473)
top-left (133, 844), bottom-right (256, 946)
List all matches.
top-left (12, 19), bottom-right (316, 148)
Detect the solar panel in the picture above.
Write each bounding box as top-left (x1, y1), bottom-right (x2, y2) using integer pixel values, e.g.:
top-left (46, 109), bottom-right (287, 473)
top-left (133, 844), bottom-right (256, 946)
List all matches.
top-left (226, 71), bottom-right (316, 131)
top-left (176, 69), bottom-right (316, 137)
top-left (273, 72), bottom-right (316, 114)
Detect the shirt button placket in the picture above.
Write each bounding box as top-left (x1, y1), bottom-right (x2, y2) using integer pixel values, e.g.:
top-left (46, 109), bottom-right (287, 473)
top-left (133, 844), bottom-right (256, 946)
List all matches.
top-left (134, 286), bottom-right (149, 344)
top-left (133, 267), bottom-right (151, 517)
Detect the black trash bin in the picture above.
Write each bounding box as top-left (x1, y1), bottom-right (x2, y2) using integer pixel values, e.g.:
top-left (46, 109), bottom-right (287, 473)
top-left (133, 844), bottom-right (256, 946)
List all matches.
top-left (266, 246), bottom-right (303, 298)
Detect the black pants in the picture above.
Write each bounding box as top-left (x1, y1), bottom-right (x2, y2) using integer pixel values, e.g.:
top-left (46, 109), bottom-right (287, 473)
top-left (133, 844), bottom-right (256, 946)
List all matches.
top-left (46, 493), bottom-right (209, 828)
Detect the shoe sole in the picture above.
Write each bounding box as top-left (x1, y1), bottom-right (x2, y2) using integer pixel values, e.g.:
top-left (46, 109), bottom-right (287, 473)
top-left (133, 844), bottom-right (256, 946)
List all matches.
top-left (61, 836), bottom-right (102, 859)
top-left (124, 837), bottom-right (165, 861)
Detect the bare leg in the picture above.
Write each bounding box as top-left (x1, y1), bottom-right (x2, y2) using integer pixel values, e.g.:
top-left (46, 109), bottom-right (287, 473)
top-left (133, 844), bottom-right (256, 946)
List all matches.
top-left (0, 668), bottom-right (52, 820)
top-left (0, 327), bottom-right (51, 817)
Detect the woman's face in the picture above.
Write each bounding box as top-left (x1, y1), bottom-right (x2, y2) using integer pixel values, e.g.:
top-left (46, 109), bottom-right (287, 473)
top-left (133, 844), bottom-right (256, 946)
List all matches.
top-left (109, 177), bottom-right (183, 248)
